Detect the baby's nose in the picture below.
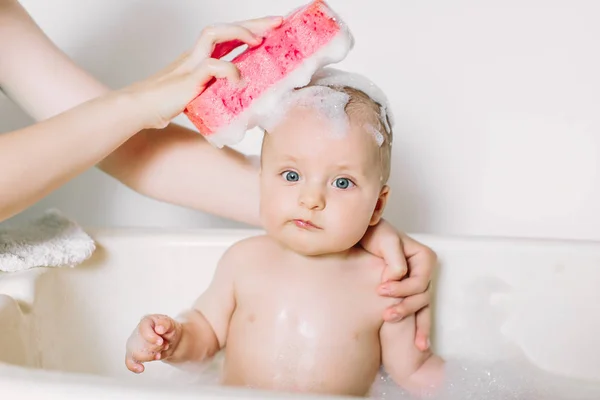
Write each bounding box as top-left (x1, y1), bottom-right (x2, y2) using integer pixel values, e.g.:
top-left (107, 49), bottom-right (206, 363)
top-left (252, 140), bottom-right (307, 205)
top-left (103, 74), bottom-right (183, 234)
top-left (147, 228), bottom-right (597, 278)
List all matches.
top-left (298, 186), bottom-right (325, 211)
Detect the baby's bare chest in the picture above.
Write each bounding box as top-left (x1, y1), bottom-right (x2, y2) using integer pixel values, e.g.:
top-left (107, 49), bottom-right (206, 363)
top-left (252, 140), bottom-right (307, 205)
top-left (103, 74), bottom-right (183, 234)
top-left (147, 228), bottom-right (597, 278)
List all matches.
top-left (232, 259), bottom-right (392, 341)
top-left (223, 258), bottom-right (394, 394)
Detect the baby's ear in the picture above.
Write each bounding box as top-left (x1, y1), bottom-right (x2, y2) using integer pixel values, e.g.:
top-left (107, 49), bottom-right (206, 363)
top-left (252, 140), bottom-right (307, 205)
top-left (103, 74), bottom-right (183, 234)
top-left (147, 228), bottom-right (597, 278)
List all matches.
top-left (369, 185), bottom-right (390, 226)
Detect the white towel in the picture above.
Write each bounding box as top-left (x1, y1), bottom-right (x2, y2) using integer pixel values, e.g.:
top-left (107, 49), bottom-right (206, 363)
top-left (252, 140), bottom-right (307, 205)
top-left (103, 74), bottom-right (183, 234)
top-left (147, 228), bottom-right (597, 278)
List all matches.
top-left (0, 209), bottom-right (95, 272)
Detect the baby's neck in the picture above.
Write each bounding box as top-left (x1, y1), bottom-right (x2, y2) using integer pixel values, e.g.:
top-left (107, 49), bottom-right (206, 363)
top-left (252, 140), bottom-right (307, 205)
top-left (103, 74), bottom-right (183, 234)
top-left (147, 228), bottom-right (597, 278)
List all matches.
top-left (284, 244), bottom-right (360, 265)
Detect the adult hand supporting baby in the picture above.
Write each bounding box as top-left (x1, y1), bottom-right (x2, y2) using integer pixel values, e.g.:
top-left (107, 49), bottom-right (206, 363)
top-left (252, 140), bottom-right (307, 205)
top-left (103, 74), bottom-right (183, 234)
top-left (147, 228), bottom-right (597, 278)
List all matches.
top-left (360, 219), bottom-right (437, 351)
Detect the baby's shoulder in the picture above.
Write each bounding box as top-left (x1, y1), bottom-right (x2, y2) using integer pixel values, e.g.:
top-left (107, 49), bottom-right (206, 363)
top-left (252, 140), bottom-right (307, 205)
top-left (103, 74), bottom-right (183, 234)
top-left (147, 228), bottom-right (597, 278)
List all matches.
top-left (345, 247), bottom-right (389, 286)
top-left (227, 234), bottom-right (280, 253)
top-left (348, 248), bottom-right (398, 315)
top-left (350, 247), bottom-right (387, 271)
top-left (219, 234), bottom-right (281, 266)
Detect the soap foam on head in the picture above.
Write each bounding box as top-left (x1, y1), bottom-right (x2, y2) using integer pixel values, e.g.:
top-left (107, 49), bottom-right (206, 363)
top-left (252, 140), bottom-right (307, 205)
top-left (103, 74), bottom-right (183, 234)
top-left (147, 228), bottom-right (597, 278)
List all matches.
top-left (260, 85), bottom-right (350, 138)
top-left (364, 123), bottom-right (385, 147)
top-left (310, 67), bottom-right (395, 133)
top-left (261, 68), bottom-right (392, 149)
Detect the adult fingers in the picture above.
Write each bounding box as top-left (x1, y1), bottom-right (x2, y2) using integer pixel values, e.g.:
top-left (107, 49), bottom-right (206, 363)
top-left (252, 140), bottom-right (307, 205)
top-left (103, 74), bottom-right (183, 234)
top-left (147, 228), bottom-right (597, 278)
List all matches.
top-left (238, 16), bottom-right (283, 36)
top-left (192, 58), bottom-right (241, 86)
top-left (187, 24), bottom-right (260, 67)
top-left (210, 17), bottom-right (283, 59)
top-left (383, 291), bottom-right (430, 323)
top-left (378, 274), bottom-right (430, 298)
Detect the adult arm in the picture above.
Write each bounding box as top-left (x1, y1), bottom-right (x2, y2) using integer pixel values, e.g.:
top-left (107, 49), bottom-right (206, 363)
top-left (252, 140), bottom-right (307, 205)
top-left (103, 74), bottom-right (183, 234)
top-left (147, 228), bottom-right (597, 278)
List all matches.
top-left (0, 0), bottom-right (279, 223)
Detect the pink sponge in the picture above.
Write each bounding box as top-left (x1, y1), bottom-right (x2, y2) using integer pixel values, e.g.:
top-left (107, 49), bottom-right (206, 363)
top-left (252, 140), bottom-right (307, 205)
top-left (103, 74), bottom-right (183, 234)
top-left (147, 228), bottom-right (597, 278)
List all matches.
top-left (183, 0), bottom-right (354, 148)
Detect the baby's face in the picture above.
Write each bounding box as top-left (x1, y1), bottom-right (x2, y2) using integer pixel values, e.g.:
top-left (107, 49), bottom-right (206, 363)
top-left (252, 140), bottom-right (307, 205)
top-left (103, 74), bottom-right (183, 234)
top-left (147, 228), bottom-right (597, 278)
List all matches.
top-left (259, 106), bottom-right (389, 256)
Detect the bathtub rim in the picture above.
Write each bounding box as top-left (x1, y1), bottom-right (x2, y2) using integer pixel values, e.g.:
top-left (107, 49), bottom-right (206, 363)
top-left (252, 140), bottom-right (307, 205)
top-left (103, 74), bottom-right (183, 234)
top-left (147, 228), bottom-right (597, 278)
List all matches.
top-left (80, 226), bottom-right (600, 252)
top-left (0, 362), bottom-right (351, 400)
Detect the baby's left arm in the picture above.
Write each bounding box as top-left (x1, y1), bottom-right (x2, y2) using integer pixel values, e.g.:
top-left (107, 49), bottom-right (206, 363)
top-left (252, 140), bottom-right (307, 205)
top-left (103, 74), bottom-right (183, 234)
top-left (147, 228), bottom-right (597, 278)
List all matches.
top-left (362, 220), bottom-right (436, 351)
top-left (379, 315), bottom-right (445, 397)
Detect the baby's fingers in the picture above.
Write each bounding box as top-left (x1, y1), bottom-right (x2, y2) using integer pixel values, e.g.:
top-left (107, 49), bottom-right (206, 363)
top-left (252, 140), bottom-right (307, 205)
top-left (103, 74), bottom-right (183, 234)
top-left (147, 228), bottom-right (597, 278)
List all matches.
top-left (125, 355), bottom-right (145, 374)
top-left (125, 334), bottom-right (159, 361)
top-left (153, 315), bottom-right (176, 336)
top-left (129, 346), bottom-right (161, 364)
top-left (139, 317), bottom-right (164, 347)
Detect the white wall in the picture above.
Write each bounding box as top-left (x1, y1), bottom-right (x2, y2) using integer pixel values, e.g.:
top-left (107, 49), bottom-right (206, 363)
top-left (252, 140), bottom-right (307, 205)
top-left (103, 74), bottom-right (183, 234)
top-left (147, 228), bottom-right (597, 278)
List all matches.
top-left (2, 0), bottom-right (599, 240)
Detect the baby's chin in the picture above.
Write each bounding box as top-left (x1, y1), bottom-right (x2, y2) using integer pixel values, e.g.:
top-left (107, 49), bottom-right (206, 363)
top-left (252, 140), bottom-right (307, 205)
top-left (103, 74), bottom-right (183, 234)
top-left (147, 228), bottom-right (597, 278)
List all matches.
top-left (274, 228), bottom-right (357, 257)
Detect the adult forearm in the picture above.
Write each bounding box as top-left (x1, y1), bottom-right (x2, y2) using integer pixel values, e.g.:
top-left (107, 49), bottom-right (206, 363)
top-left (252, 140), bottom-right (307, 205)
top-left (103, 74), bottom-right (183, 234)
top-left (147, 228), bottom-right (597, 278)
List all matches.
top-left (0, 92), bottom-right (144, 222)
top-left (98, 124), bottom-right (262, 227)
top-left (0, 0), bottom-right (109, 120)
top-left (1, 0), bottom-right (263, 227)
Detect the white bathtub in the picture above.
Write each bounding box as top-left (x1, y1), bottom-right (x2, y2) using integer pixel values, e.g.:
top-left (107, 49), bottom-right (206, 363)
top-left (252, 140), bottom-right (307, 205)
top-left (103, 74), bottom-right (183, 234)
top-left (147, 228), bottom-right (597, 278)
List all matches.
top-left (1, 229), bottom-right (600, 399)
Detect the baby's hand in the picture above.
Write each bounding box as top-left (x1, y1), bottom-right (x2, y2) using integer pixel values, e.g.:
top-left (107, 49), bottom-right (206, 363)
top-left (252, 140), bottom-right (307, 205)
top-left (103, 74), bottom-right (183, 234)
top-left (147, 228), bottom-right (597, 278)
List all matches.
top-left (125, 314), bottom-right (182, 373)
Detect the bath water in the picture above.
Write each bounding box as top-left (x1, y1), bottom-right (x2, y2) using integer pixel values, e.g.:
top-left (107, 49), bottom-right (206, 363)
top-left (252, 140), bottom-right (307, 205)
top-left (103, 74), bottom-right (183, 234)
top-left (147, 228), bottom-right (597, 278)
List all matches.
top-left (172, 353), bottom-right (600, 399)
top-left (370, 357), bottom-right (600, 400)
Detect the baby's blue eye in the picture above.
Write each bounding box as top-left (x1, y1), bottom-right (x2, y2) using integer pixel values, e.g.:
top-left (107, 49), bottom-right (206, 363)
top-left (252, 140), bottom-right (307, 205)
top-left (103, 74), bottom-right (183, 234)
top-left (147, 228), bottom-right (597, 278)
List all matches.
top-left (282, 171), bottom-right (300, 182)
top-left (333, 178), bottom-right (354, 189)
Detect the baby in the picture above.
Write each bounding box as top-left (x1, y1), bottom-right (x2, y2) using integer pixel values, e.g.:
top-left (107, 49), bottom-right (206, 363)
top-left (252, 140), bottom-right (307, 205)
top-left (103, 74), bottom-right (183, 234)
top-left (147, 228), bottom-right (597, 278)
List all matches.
top-left (125, 69), bottom-right (445, 397)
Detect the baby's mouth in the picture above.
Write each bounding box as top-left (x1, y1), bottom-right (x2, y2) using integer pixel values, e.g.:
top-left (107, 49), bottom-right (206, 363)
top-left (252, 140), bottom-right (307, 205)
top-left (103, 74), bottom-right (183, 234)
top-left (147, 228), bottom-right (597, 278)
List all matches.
top-left (292, 219), bottom-right (322, 230)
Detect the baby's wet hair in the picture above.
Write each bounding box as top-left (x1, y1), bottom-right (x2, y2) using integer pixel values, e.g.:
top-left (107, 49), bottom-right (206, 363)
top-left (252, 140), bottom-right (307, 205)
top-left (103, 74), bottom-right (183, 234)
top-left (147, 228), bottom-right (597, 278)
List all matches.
top-left (327, 85), bottom-right (393, 185)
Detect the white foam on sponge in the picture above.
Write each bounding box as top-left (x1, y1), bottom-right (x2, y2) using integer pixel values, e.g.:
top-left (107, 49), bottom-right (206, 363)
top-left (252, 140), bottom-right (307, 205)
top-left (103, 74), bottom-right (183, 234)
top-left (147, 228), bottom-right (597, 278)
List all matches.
top-left (205, 19), bottom-right (355, 149)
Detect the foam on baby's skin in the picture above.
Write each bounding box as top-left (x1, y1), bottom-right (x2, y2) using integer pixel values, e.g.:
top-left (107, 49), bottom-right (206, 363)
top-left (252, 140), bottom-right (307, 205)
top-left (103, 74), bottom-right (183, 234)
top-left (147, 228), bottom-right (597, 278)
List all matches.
top-left (205, 22), bottom-right (355, 149)
top-left (364, 123), bottom-right (385, 147)
top-left (261, 86), bottom-right (350, 138)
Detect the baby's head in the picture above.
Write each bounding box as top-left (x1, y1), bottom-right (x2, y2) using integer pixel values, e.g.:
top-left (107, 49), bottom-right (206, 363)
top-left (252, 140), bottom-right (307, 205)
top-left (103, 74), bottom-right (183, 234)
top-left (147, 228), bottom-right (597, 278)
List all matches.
top-left (259, 69), bottom-right (393, 256)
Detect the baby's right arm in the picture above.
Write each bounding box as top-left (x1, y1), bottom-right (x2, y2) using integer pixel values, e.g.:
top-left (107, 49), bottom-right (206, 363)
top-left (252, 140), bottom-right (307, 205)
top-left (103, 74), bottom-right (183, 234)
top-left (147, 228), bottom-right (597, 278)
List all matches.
top-left (125, 244), bottom-right (240, 373)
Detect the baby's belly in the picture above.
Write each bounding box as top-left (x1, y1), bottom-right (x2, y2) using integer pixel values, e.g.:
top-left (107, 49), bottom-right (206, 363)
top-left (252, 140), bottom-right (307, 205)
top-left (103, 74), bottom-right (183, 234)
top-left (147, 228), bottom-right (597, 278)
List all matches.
top-left (221, 308), bottom-right (382, 397)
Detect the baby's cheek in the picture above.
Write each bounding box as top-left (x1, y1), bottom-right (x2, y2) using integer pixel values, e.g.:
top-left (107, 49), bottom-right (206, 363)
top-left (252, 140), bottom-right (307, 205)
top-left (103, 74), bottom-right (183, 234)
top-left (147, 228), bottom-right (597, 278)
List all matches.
top-left (261, 194), bottom-right (290, 231)
top-left (327, 207), bottom-right (370, 246)
top-left (259, 186), bottom-right (279, 216)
